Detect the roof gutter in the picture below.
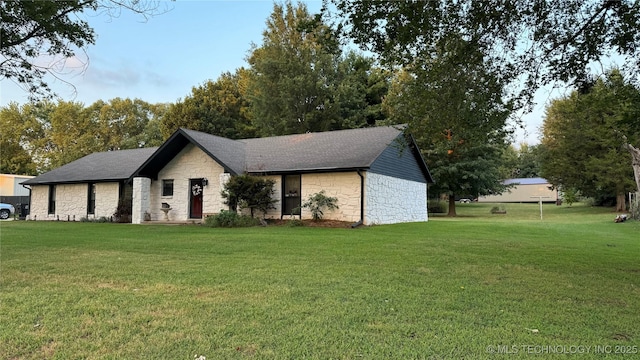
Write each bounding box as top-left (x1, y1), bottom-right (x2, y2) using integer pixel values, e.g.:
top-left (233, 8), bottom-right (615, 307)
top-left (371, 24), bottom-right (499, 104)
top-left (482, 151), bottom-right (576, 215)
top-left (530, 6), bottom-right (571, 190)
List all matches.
top-left (351, 170), bottom-right (365, 228)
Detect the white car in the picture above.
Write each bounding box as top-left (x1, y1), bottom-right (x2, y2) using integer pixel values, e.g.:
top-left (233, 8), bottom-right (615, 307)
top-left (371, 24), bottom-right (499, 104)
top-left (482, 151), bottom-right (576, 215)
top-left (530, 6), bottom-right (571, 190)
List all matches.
top-left (0, 203), bottom-right (15, 220)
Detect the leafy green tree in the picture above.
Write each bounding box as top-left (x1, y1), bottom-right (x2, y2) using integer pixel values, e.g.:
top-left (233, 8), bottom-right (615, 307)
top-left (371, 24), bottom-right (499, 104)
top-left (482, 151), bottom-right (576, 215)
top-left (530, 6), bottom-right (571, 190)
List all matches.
top-left (246, 1), bottom-right (342, 136)
top-left (85, 98), bottom-right (164, 150)
top-left (1, 1), bottom-right (170, 100)
top-left (330, 0), bottom-right (640, 109)
top-left (383, 35), bottom-right (512, 216)
top-left (160, 70), bottom-right (256, 139)
top-left (0, 103), bottom-right (38, 175)
top-left (516, 144), bottom-right (543, 178)
top-left (221, 174), bottom-right (277, 218)
top-left (335, 51), bottom-right (390, 128)
top-left (500, 143), bottom-right (543, 179)
top-left (0, 98), bottom-right (166, 173)
top-left (499, 145), bottom-right (520, 180)
top-left (540, 69), bottom-right (640, 211)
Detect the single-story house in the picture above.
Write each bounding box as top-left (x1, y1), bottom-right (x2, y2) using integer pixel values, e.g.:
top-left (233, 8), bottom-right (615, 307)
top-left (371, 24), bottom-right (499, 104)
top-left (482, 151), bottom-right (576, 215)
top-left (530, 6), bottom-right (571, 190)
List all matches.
top-left (22, 125), bottom-right (433, 225)
top-left (477, 177), bottom-right (558, 203)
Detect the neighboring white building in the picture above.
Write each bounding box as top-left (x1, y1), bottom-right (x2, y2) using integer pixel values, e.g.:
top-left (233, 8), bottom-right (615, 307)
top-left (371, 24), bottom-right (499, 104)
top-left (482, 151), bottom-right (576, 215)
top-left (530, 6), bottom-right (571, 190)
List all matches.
top-left (478, 177), bottom-right (558, 203)
top-left (22, 126), bottom-right (434, 225)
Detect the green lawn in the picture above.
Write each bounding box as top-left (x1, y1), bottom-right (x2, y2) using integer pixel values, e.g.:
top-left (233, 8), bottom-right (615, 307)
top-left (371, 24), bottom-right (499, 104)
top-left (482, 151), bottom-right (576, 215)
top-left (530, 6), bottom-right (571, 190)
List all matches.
top-left (1, 203), bottom-right (639, 359)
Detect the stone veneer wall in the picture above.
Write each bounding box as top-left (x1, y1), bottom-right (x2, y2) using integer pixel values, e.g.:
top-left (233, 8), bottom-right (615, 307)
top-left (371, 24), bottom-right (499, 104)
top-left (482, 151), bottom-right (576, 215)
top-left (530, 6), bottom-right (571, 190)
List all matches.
top-left (94, 182), bottom-right (120, 218)
top-left (28, 182), bottom-right (120, 221)
top-left (261, 172), bottom-right (362, 223)
top-left (365, 172), bottom-right (428, 224)
top-left (147, 143), bottom-right (226, 221)
top-left (258, 175), bottom-right (282, 219)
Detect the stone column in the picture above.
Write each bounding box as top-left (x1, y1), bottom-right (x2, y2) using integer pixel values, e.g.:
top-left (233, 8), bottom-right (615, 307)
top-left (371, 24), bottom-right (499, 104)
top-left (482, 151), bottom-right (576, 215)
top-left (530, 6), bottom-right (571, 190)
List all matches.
top-left (132, 177), bottom-right (151, 224)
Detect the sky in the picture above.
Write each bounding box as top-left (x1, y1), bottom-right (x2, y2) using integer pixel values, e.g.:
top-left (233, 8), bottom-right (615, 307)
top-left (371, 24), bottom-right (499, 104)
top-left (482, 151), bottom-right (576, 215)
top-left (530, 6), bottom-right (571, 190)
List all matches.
top-left (0, 0), bottom-right (559, 145)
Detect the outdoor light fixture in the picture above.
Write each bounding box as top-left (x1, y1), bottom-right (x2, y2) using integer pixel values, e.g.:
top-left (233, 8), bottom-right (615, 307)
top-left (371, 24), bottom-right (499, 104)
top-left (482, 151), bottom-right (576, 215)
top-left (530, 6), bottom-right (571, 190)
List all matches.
top-left (202, 178), bottom-right (208, 187)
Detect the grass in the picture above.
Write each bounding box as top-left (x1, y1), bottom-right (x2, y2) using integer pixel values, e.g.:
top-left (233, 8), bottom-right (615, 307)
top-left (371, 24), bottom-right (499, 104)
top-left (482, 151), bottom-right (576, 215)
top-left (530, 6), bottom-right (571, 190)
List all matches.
top-left (1, 203), bottom-right (639, 359)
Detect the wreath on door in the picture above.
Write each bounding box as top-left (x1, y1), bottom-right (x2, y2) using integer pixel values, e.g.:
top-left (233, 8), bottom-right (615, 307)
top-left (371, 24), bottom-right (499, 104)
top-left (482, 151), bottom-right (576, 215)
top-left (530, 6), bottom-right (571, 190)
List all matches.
top-left (192, 184), bottom-right (202, 196)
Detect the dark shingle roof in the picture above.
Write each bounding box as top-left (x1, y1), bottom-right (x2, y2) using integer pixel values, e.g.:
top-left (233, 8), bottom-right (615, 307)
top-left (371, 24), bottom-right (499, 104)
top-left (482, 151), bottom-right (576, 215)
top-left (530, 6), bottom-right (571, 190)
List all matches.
top-left (24, 125), bottom-right (431, 185)
top-left (22, 147), bottom-right (158, 185)
top-left (240, 126), bottom-right (405, 173)
top-left (181, 129), bottom-right (246, 174)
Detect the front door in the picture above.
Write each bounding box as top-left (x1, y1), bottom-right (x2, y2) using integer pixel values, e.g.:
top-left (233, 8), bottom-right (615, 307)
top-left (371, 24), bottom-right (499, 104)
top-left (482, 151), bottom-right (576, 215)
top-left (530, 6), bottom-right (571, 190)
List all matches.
top-left (190, 179), bottom-right (204, 219)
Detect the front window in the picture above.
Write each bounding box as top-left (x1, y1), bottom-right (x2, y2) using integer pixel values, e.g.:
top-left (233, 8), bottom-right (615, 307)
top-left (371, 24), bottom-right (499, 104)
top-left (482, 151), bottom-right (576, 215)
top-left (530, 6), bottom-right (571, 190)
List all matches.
top-left (162, 179), bottom-right (174, 197)
top-left (87, 183), bottom-right (96, 215)
top-left (282, 174), bottom-right (301, 216)
top-left (48, 185), bottom-right (56, 214)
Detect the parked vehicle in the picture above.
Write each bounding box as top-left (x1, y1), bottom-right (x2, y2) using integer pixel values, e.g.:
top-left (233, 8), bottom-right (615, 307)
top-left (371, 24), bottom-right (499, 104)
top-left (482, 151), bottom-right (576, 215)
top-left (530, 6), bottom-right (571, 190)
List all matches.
top-left (0, 203), bottom-right (15, 219)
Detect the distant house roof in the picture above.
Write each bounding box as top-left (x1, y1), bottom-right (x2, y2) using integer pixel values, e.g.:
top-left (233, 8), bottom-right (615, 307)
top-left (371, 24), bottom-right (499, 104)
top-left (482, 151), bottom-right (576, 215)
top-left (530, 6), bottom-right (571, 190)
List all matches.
top-left (22, 147), bottom-right (158, 185)
top-left (503, 177), bottom-right (550, 186)
top-left (24, 126), bottom-right (433, 185)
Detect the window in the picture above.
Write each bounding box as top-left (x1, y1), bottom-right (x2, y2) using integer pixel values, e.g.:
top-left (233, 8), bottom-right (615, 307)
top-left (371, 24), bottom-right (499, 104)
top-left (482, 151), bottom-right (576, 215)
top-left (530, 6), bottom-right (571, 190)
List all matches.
top-left (48, 185), bottom-right (56, 214)
top-left (282, 174), bottom-right (301, 216)
top-left (87, 183), bottom-right (96, 215)
top-left (162, 179), bottom-right (174, 197)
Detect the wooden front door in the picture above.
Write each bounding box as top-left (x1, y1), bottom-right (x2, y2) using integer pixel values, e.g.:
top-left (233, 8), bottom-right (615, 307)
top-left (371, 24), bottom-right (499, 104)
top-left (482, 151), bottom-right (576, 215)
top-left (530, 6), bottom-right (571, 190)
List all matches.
top-left (190, 179), bottom-right (203, 219)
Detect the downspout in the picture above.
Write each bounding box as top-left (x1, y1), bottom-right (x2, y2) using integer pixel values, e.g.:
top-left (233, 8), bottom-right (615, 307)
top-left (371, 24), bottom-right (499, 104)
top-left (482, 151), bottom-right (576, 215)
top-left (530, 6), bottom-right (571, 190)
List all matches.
top-left (351, 170), bottom-right (364, 228)
top-left (21, 183), bottom-right (31, 220)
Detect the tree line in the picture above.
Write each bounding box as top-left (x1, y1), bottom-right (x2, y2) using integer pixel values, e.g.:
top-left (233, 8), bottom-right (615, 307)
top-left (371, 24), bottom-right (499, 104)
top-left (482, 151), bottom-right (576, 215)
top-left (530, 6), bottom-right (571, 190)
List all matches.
top-left (2, 1), bottom-right (639, 216)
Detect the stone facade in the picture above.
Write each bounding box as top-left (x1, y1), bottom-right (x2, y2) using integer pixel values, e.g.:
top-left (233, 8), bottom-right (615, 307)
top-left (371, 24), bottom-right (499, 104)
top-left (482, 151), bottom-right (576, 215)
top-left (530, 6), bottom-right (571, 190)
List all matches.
top-left (28, 182), bottom-right (120, 221)
top-left (132, 177), bottom-right (151, 224)
top-left (365, 172), bottom-right (428, 224)
top-left (260, 172), bottom-right (362, 223)
top-left (94, 182), bottom-right (120, 218)
top-left (146, 143), bottom-right (227, 221)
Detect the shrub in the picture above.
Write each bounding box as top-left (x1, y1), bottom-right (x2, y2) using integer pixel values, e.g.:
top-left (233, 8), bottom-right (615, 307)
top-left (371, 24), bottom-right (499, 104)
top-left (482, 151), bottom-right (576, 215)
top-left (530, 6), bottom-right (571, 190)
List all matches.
top-left (113, 198), bottom-right (132, 223)
top-left (490, 205), bottom-right (507, 214)
top-left (221, 174), bottom-right (277, 218)
top-left (562, 188), bottom-right (581, 207)
top-left (427, 200), bottom-right (447, 214)
top-left (287, 219), bottom-right (305, 227)
top-left (300, 190), bottom-right (339, 221)
top-left (80, 216), bottom-right (111, 223)
top-left (204, 210), bottom-right (261, 228)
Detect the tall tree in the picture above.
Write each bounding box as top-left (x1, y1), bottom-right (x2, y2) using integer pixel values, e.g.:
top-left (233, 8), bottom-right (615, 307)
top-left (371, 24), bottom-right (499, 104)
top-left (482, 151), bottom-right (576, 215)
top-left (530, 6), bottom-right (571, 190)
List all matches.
top-left (85, 98), bottom-right (164, 150)
top-left (160, 70), bottom-right (256, 139)
top-left (335, 51), bottom-right (390, 128)
top-left (500, 143), bottom-right (543, 179)
top-left (330, 0), bottom-right (640, 110)
top-left (0, 103), bottom-right (38, 175)
top-left (246, 1), bottom-right (342, 136)
top-left (540, 69), bottom-right (640, 210)
top-left (1, 0), bottom-right (169, 100)
top-left (0, 98), bottom-right (167, 173)
top-left (383, 35), bottom-right (512, 216)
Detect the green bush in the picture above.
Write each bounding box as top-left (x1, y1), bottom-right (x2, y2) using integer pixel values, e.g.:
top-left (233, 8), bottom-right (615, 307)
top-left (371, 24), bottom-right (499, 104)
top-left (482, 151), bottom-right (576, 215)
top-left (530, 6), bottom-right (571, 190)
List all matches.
top-left (80, 216), bottom-right (111, 223)
top-left (221, 174), bottom-right (277, 218)
top-left (300, 190), bottom-right (339, 221)
top-left (287, 219), bottom-right (305, 227)
top-left (562, 188), bottom-right (581, 207)
top-left (490, 205), bottom-right (507, 214)
top-left (427, 200), bottom-right (447, 214)
top-left (204, 210), bottom-right (261, 228)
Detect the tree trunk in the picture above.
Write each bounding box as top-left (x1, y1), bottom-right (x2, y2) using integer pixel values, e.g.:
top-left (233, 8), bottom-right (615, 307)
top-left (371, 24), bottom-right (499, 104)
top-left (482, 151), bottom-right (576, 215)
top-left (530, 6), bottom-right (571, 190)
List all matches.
top-left (623, 141), bottom-right (640, 194)
top-left (448, 195), bottom-right (457, 217)
top-left (616, 192), bottom-right (626, 212)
